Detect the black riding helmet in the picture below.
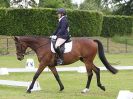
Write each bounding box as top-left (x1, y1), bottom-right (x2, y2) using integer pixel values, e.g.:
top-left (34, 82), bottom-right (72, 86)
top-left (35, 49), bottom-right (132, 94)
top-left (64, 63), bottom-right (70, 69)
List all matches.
top-left (57, 8), bottom-right (66, 15)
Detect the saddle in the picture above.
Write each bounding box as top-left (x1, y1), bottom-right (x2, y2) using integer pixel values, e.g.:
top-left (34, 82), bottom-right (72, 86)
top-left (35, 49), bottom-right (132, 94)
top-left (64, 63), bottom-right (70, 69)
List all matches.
top-left (51, 36), bottom-right (72, 53)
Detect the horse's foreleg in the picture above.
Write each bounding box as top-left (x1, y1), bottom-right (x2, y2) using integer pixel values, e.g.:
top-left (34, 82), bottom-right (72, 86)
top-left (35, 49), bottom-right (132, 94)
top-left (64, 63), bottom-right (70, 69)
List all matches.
top-left (92, 64), bottom-right (105, 91)
top-left (27, 64), bottom-right (46, 93)
top-left (48, 66), bottom-right (64, 91)
top-left (81, 63), bottom-right (93, 93)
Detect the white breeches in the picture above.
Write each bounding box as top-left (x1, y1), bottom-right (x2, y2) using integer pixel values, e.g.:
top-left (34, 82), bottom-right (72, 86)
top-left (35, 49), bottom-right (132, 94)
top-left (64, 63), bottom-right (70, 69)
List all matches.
top-left (55, 38), bottom-right (66, 48)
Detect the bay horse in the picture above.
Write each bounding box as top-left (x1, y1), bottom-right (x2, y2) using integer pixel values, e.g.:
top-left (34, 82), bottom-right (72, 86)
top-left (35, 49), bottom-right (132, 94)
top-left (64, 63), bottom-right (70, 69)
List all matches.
top-left (14, 36), bottom-right (118, 93)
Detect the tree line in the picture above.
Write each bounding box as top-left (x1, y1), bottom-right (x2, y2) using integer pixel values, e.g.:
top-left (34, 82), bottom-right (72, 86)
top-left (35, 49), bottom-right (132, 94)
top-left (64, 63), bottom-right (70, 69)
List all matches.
top-left (0, 0), bottom-right (132, 16)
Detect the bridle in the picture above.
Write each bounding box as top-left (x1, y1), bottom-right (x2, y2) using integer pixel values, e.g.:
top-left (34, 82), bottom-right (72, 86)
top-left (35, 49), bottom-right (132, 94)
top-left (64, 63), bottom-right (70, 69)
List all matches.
top-left (15, 40), bottom-right (50, 56)
top-left (25, 42), bottom-right (50, 55)
top-left (15, 41), bottom-right (25, 56)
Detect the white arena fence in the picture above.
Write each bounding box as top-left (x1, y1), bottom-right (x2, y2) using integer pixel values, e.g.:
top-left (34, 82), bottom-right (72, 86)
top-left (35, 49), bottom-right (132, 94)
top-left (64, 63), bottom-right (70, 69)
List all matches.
top-left (5, 66), bottom-right (133, 73)
top-left (0, 66), bottom-right (133, 96)
top-left (0, 80), bottom-right (41, 91)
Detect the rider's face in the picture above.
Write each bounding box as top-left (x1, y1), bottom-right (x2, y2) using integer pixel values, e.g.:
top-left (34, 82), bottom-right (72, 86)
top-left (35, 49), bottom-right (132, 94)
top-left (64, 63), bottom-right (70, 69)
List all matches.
top-left (58, 14), bottom-right (61, 19)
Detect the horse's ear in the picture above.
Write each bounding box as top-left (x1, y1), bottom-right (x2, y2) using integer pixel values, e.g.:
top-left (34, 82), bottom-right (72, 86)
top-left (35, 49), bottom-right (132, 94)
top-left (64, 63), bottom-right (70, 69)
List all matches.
top-left (14, 36), bottom-right (19, 41)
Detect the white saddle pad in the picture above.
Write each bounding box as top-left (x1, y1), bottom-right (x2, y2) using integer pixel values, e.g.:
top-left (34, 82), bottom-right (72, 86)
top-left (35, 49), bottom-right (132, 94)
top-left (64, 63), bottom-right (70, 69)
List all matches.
top-left (51, 41), bottom-right (72, 53)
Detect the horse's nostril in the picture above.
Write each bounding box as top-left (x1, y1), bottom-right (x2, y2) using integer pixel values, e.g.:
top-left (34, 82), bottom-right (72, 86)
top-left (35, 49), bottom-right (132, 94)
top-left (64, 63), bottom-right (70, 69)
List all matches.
top-left (17, 56), bottom-right (24, 61)
top-left (17, 57), bottom-right (21, 60)
top-left (17, 58), bottom-right (21, 60)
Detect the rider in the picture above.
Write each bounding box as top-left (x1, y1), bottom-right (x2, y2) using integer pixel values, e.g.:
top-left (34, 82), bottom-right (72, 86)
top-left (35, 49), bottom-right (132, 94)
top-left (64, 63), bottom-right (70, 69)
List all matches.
top-left (52, 8), bottom-right (70, 65)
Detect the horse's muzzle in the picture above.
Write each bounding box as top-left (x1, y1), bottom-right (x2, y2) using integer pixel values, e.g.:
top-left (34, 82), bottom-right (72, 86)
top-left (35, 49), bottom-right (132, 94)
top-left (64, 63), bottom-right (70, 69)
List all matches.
top-left (17, 55), bottom-right (24, 61)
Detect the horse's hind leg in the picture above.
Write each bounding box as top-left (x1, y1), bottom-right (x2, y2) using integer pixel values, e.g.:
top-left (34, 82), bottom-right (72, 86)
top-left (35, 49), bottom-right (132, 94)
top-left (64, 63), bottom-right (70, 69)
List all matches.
top-left (92, 64), bottom-right (105, 91)
top-left (81, 62), bottom-right (93, 93)
top-left (48, 66), bottom-right (64, 91)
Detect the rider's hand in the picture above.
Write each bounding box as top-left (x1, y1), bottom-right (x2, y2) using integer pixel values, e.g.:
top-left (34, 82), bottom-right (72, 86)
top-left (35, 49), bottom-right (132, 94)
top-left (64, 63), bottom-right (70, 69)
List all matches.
top-left (50, 35), bottom-right (52, 38)
top-left (50, 35), bottom-right (57, 39)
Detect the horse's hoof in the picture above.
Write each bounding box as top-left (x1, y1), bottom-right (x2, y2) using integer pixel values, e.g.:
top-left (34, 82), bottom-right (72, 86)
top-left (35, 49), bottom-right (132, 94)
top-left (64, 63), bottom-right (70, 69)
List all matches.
top-left (60, 86), bottom-right (64, 91)
top-left (100, 86), bottom-right (106, 91)
top-left (27, 90), bottom-right (31, 93)
top-left (81, 88), bottom-right (90, 94)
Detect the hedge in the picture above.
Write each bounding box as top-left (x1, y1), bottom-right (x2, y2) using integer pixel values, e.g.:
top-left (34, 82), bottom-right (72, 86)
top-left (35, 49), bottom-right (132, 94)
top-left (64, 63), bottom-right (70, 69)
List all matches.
top-left (68, 10), bottom-right (103, 36)
top-left (0, 8), bottom-right (103, 36)
top-left (0, 8), bottom-right (57, 36)
top-left (101, 15), bottom-right (133, 36)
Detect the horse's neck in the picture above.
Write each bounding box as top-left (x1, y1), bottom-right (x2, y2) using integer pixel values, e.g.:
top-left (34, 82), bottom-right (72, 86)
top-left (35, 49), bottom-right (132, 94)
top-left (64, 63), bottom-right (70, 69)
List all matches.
top-left (24, 37), bottom-right (50, 52)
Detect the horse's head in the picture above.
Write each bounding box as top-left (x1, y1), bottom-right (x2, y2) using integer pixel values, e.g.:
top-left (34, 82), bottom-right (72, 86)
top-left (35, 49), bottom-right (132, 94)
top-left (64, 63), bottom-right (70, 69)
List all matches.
top-left (14, 36), bottom-right (28, 61)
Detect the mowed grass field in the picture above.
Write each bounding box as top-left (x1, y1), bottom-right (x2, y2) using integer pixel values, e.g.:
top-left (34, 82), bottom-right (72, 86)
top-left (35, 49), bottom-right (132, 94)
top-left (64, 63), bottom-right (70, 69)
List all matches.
top-left (0, 53), bottom-right (132, 99)
top-left (0, 53), bottom-right (132, 68)
top-left (0, 71), bottom-right (133, 99)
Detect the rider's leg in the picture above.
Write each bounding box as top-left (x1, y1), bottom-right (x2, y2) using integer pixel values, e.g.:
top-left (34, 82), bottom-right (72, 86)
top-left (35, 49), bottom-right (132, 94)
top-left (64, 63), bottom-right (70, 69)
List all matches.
top-left (55, 38), bottom-right (66, 48)
top-left (55, 38), bottom-right (66, 65)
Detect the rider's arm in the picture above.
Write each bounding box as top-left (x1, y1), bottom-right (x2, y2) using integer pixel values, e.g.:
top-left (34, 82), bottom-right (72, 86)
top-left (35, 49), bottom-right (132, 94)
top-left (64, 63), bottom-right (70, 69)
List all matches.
top-left (58, 18), bottom-right (68, 35)
top-left (53, 28), bottom-right (58, 35)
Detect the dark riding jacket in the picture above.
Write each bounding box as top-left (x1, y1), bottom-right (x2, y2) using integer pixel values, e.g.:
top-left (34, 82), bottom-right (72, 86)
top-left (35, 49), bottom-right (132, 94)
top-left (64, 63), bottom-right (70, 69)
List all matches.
top-left (53, 16), bottom-right (69, 39)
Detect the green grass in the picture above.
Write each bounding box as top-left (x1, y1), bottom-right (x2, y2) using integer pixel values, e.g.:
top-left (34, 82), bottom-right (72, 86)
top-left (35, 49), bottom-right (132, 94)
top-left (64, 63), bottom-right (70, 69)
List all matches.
top-left (0, 53), bottom-right (132, 68)
top-left (112, 35), bottom-right (133, 46)
top-left (0, 71), bottom-right (133, 99)
top-left (0, 36), bottom-right (132, 99)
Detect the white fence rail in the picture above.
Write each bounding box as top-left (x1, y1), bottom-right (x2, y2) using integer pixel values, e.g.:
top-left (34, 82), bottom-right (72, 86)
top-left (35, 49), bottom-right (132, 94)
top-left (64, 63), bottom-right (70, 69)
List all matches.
top-left (4, 66), bottom-right (133, 73)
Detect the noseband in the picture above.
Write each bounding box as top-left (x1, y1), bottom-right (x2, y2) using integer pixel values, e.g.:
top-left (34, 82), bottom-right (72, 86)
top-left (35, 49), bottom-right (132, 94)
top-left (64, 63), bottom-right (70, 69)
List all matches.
top-left (15, 42), bottom-right (25, 56)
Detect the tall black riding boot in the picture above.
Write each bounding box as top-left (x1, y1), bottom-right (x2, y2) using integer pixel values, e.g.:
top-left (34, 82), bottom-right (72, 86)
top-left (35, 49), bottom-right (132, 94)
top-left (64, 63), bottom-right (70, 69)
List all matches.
top-left (56, 46), bottom-right (64, 65)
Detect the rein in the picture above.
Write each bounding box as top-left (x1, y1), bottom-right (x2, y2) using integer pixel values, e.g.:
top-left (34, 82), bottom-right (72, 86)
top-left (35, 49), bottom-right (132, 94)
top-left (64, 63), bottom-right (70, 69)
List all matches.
top-left (13, 36), bottom-right (51, 56)
top-left (25, 42), bottom-right (50, 55)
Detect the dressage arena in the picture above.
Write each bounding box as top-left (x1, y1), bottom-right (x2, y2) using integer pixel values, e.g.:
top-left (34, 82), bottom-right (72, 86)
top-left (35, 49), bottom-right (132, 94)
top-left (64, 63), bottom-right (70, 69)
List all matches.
top-left (0, 66), bottom-right (133, 99)
top-left (0, 0), bottom-right (132, 98)
top-left (0, 37), bottom-right (132, 99)
top-left (0, 55), bottom-right (133, 99)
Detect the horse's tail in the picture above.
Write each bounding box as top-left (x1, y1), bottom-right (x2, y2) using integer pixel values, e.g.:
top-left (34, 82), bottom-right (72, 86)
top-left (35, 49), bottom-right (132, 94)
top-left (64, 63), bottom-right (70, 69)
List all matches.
top-left (94, 40), bottom-right (118, 74)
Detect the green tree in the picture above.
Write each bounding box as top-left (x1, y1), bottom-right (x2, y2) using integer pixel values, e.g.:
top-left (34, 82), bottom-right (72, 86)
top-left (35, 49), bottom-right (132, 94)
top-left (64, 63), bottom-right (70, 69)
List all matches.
top-left (62, 0), bottom-right (73, 9)
top-left (39, 0), bottom-right (63, 8)
top-left (39, 0), bottom-right (73, 9)
top-left (0, 0), bottom-right (10, 7)
top-left (80, 0), bottom-right (102, 11)
top-left (113, 0), bottom-right (133, 15)
top-left (102, 0), bottom-right (133, 15)
top-left (0, 0), bottom-right (73, 9)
